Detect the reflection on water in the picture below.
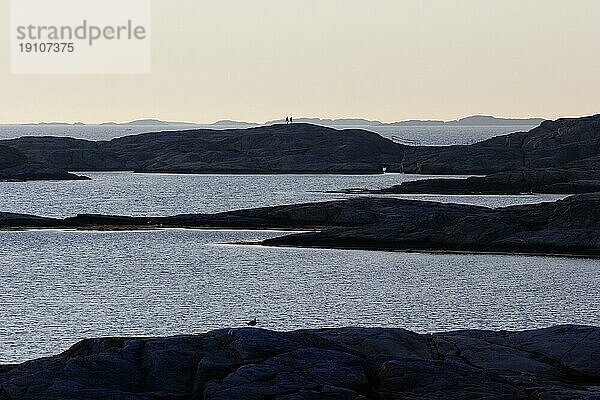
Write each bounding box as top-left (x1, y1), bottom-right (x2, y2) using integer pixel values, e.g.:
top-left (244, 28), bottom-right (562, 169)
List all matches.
top-left (0, 172), bottom-right (565, 218)
top-left (0, 229), bottom-right (598, 363)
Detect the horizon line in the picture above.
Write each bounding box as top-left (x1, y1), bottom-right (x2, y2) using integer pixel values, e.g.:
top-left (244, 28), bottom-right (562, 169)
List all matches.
top-left (0, 114), bottom-right (557, 126)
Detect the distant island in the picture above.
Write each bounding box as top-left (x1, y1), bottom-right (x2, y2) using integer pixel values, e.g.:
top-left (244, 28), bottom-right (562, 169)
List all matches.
top-left (265, 115), bottom-right (545, 127)
top-left (99, 119), bottom-right (198, 126)
top-left (7, 115), bottom-right (545, 128)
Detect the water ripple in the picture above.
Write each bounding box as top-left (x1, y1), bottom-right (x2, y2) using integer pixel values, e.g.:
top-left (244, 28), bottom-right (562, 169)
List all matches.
top-left (0, 229), bottom-right (598, 363)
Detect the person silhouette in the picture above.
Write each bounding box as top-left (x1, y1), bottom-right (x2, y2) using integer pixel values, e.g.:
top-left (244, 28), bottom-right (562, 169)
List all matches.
top-left (290, 116), bottom-right (293, 124)
top-left (285, 117), bottom-right (289, 124)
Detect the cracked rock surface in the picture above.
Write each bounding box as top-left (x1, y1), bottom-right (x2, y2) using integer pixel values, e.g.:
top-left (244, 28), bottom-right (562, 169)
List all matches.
top-left (1, 325), bottom-right (599, 399)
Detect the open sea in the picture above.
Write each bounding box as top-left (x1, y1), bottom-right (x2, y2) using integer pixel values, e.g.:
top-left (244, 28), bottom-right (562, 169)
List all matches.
top-left (1, 124), bottom-right (597, 364)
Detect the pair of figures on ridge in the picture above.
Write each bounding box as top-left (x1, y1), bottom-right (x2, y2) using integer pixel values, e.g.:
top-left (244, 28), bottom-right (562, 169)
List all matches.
top-left (285, 117), bottom-right (294, 124)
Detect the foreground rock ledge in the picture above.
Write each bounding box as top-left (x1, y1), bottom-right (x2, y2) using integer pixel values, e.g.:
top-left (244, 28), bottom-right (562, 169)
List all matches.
top-left (1, 325), bottom-right (599, 399)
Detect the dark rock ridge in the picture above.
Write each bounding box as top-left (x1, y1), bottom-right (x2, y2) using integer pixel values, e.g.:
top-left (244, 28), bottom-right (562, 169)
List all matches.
top-left (0, 325), bottom-right (598, 399)
top-left (258, 194), bottom-right (600, 256)
top-left (340, 169), bottom-right (600, 195)
top-left (0, 145), bottom-right (88, 181)
top-left (393, 114), bottom-right (600, 174)
top-left (3, 193), bottom-right (600, 257)
top-left (1, 124), bottom-right (405, 174)
top-left (0, 212), bottom-right (59, 227)
top-left (337, 114), bottom-right (600, 194)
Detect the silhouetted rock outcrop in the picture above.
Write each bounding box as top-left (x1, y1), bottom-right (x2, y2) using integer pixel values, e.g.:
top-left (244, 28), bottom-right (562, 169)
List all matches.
top-left (0, 325), bottom-right (598, 399)
top-left (341, 169), bottom-right (600, 195)
top-left (0, 145), bottom-right (88, 181)
top-left (2, 124), bottom-right (404, 174)
top-left (258, 194), bottom-right (600, 256)
top-left (393, 114), bottom-right (600, 175)
top-left (351, 114), bottom-right (600, 194)
top-left (2, 193), bottom-right (600, 257)
top-left (0, 212), bottom-right (59, 227)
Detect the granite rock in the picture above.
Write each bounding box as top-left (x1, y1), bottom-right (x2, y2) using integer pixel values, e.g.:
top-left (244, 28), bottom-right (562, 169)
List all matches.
top-left (0, 326), bottom-right (599, 399)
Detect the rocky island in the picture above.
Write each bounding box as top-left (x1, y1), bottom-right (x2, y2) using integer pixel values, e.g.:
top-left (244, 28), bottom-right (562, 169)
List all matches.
top-left (0, 124), bottom-right (405, 175)
top-left (0, 325), bottom-right (598, 399)
top-left (338, 168), bottom-right (600, 196)
top-left (2, 193), bottom-right (600, 257)
top-left (347, 114), bottom-right (600, 195)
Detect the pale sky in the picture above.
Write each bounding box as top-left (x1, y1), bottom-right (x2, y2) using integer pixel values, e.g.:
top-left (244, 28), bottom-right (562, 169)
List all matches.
top-left (0, 0), bottom-right (599, 123)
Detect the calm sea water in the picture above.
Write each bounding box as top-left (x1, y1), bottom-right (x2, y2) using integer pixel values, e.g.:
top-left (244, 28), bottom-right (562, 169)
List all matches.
top-left (0, 172), bottom-right (565, 217)
top-left (1, 172), bottom-right (565, 218)
top-left (1, 229), bottom-right (598, 363)
top-left (0, 124), bottom-right (536, 145)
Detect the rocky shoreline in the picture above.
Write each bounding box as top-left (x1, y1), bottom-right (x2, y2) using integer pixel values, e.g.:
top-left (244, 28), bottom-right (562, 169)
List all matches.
top-left (391, 114), bottom-right (600, 175)
top-left (345, 114), bottom-right (600, 195)
top-left (0, 325), bottom-right (598, 399)
top-left (335, 169), bottom-right (600, 195)
top-left (2, 193), bottom-right (600, 257)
